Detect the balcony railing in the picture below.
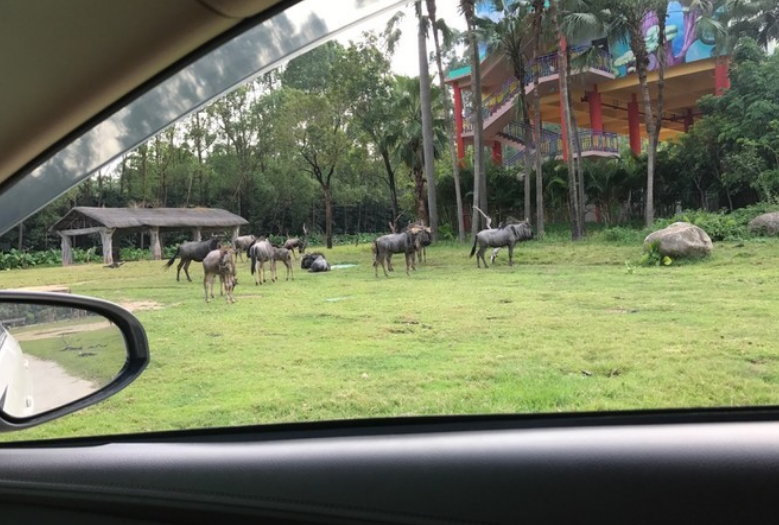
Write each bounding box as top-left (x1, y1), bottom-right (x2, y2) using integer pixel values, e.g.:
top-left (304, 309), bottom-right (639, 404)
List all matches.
top-left (503, 128), bottom-right (620, 167)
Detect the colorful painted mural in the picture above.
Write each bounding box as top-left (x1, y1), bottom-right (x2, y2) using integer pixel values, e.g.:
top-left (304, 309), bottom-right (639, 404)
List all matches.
top-left (466, 0), bottom-right (725, 78)
top-left (610, 1), bottom-right (724, 77)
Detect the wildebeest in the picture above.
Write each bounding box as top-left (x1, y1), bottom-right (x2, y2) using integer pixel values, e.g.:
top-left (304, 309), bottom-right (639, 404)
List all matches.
top-left (248, 238), bottom-right (274, 285)
top-left (308, 254), bottom-right (331, 273)
top-left (469, 220), bottom-right (533, 268)
top-left (301, 252), bottom-right (325, 270)
top-left (164, 236), bottom-right (220, 282)
top-left (283, 224), bottom-right (308, 259)
top-left (373, 228), bottom-right (418, 277)
top-left (232, 235), bottom-right (257, 262)
top-left (412, 224), bottom-right (433, 264)
top-left (271, 247), bottom-right (294, 281)
top-left (203, 247), bottom-right (237, 303)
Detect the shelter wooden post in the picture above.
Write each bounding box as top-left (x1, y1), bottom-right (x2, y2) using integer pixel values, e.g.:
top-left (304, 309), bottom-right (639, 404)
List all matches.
top-left (231, 226), bottom-right (239, 245)
top-left (149, 227), bottom-right (162, 260)
top-left (100, 228), bottom-right (115, 265)
top-left (193, 228), bottom-right (202, 241)
top-left (59, 233), bottom-right (73, 266)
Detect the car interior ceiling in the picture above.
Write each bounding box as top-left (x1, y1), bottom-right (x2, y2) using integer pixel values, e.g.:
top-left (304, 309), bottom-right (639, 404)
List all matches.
top-left (0, 0), bottom-right (285, 189)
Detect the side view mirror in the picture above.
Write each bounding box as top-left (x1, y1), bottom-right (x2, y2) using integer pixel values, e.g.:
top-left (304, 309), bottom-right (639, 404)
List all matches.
top-left (0, 291), bottom-right (149, 432)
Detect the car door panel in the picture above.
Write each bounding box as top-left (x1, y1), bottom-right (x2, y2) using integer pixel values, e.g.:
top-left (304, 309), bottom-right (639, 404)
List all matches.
top-left (1, 417), bottom-right (777, 525)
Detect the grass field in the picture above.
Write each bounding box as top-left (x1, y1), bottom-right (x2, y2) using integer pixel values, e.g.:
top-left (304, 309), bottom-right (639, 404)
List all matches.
top-left (2, 232), bottom-right (779, 441)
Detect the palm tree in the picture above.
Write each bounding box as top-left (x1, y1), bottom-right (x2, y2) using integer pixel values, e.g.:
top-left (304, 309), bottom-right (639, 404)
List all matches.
top-left (416, 1), bottom-right (439, 235)
top-left (386, 76), bottom-right (447, 223)
top-left (550, 0), bottom-right (583, 239)
top-left (723, 0), bottom-right (779, 51)
top-left (461, 0), bottom-right (488, 238)
top-left (532, 0), bottom-right (547, 237)
top-left (426, 0), bottom-right (466, 242)
top-left (474, 0), bottom-right (535, 226)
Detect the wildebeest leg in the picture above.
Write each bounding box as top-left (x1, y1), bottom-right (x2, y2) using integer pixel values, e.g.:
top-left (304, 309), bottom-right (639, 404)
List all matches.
top-left (271, 260), bottom-right (277, 282)
top-left (176, 259), bottom-right (185, 282)
top-left (183, 260), bottom-right (193, 282)
top-left (508, 243), bottom-right (515, 266)
top-left (286, 260), bottom-right (293, 281)
top-left (378, 251), bottom-right (389, 277)
top-left (204, 274), bottom-right (211, 303)
top-left (477, 246), bottom-right (489, 268)
top-left (387, 254), bottom-right (394, 272)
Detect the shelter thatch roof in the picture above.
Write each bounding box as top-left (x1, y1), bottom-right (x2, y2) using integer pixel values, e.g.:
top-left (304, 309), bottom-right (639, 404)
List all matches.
top-left (52, 207), bottom-right (248, 232)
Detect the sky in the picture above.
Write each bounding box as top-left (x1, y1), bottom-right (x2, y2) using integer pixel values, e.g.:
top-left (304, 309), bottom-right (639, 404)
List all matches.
top-left (336, 0), bottom-right (467, 77)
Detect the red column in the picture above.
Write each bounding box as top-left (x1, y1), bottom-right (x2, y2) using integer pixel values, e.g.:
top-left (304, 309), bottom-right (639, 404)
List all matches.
top-left (453, 81), bottom-right (466, 165)
top-left (628, 93), bottom-right (641, 155)
top-left (491, 141), bottom-right (503, 165)
top-left (715, 57), bottom-right (730, 96)
top-left (589, 84), bottom-right (603, 132)
top-left (558, 35), bottom-right (569, 160)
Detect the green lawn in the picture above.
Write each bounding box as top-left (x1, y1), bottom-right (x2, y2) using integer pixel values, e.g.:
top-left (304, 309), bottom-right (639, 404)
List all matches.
top-left (1, 234), bottom-right (779, 441)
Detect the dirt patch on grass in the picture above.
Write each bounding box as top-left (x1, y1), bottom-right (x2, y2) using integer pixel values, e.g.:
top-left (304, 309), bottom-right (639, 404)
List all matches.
top-left (119, 300), bottom-right (168, 312)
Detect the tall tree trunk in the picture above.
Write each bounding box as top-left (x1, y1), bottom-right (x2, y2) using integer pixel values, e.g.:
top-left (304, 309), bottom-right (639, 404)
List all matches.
top-left (414, 167), bottom-right (428, 223)
top-left (566, 68), bottom-right (586, 237)
top-left (17, 223), bottom-right (23, 250)
top-left (513, 60), bottom-right (532, 223)
top-left (466, 16), bottom-right (487, 237)
top-left (428, 0), bottom-right (465, 242)
top-left (629, 22), bottom-right (657, 227)
top-left (551, 4), bottom-right (580, 240)
top-left (381, 148), bottom-right (400, 227)
top-left (532, 0), bottom-right (545, 237)
top-left (417, 3), bottom-right (439, 235)
top-left (323, 185), bottom-right (333, 249)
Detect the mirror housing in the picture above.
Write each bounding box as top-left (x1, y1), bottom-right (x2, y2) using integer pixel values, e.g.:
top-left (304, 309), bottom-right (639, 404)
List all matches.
top-left (0, 291), bottom-right (148, 432)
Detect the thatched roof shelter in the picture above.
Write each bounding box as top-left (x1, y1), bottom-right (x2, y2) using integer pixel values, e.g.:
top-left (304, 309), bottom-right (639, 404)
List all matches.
top-left (51, 207), bottom-right (248, 266)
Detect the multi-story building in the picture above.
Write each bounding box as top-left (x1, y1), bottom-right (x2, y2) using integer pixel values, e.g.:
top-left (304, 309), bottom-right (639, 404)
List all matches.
top-left (447, 2), bottom-right (730, 169)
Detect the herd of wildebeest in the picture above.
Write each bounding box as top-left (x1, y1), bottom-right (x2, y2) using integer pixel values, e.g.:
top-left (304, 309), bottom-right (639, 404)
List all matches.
top-left (162, 218), bottom-right (534, 304)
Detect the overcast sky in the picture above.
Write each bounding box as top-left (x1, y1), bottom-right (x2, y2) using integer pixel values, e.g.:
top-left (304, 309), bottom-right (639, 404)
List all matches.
top-left (336, 0), bottom-right (467, 77)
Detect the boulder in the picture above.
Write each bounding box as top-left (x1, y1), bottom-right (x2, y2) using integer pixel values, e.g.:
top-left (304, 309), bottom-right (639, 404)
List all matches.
top-left (643, 222), bottom-right (713, 258)
top-left (748, 212), bottom-right (779, 236)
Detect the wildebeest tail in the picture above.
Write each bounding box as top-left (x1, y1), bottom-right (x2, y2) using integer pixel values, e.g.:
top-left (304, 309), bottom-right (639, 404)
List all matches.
top-left (163, 247), bottom-right (180, 269)
top-left (469, 238), bottom-right (477, 258)
top-left (250, 250), bottom-right (257, 275)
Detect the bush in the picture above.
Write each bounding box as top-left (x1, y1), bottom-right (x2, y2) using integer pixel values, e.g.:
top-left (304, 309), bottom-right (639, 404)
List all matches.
top-left (598, 226), bottom-right (645, 244)
top-left (650, 203), bottom-right (779, 242)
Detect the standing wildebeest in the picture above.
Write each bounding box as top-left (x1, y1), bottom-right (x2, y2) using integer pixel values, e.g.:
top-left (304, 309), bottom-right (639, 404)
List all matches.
top-left (271, 246), bottom-right (294, 281)
top-left (164, 236), bottom-right (220, 282)
top-left (301, 252), bottom-right (324, 270)
top-left (412, 224), bottom-right (433, 264)
top-left (469, 220), bottom-right (533, 268)
top-left (248, 238), bottom-right (274, 285)
top-left (308, 254), bottom-right (330, 273)
top-left (203, 247), bottom-right (237, 303)
top-left (232, 235), bottom-right (256, 262)
top-left (373, 228), bottom-right (418, 277)
top-left (283, 224), bottom-right (308, 259)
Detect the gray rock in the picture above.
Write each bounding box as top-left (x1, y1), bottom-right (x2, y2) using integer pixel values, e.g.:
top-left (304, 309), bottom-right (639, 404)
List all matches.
top-left (748, 212), bottom-right (779, 236)
top-left (643, 222), bottom-right (713, 258)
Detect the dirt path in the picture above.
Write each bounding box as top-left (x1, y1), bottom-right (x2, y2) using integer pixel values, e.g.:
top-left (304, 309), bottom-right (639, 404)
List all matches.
top-left (13, 321), bottom-right (113, 342)
top-left (25, 355), bottom-right (97, 414)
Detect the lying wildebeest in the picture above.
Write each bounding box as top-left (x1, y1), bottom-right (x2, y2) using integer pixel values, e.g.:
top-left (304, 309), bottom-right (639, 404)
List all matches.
top-left (301, 252), bottom-right (325, 270)
top-left (373, 227), bottom-right (418, 277)
top-left (470, 220), bottom-right (533, 268)
top-left (308, 254), bottom-right (331, 273)
top-left (248, 238), bottom-right (274, 285)
top-left (164, 236), bottom-right (220, 282)
top-left (271, 246), bottom-right (294, 281)
top-left (203, 247), bottom-right (237, 303)
top-left (232, 234), bottom-right (257, 262)
top-left (283, 224), bottom-right (308, 259)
